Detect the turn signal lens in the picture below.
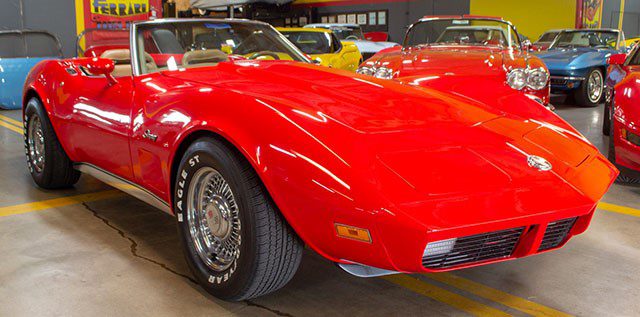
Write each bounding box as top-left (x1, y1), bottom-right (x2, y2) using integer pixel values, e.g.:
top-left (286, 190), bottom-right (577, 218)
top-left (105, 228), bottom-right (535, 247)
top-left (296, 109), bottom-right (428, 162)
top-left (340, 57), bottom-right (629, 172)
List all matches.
top-left (423, 238), bottom-right (457, 257)
top-left (335, 224), bottom-right (372, 243)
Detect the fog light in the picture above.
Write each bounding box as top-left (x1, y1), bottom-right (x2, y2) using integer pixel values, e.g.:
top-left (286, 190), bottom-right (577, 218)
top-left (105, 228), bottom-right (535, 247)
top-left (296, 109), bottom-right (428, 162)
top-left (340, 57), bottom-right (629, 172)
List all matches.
top-left (423, 238), bottom-right (457, 257)
top-left (335, 224), bottom-right (372, 243)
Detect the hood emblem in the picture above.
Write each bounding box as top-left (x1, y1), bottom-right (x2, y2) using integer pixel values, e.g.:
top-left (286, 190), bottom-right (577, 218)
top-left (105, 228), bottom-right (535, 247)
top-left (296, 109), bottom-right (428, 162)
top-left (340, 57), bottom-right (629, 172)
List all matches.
top-left (527, 155), bottom-right (552, 171)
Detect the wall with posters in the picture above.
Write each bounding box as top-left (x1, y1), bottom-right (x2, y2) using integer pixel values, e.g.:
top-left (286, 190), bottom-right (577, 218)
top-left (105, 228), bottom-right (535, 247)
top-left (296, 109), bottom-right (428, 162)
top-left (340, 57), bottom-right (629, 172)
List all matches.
top-left (293, 0), bottom-right (469, 43)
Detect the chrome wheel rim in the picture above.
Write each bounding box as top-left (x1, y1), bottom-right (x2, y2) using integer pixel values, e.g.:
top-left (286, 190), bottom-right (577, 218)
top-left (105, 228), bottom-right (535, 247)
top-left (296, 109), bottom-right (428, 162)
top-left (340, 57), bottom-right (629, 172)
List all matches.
top-left (587, 70), bottom-right (604, 103)
top-left (27, 116), bottom-right (45, 173)
top-left (187, 167), bottom-right (241, 272)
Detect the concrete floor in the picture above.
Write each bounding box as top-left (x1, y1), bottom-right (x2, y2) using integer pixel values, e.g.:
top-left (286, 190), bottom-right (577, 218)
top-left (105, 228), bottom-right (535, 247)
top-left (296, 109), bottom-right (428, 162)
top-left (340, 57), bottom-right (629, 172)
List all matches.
top-left (1, 96), bottom-right (639, 317)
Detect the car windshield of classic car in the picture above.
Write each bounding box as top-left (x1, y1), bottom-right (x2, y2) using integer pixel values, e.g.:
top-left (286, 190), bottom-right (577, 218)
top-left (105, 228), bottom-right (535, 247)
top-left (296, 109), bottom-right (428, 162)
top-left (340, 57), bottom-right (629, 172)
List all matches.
top-left (134, 20), bottom-right (307, 74)
top-left (551, 30), bottom-right (618, 49)
top-left (405, 19), bottom-right (521, 49)
top-left (281, 31), bottom-right (335, 54)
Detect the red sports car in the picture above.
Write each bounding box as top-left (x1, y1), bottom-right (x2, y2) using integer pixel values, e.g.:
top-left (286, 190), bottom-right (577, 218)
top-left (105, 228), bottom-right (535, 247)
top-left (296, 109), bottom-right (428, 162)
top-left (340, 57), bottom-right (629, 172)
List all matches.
top-left (603, 46), bottom-right (640, 182)
top-left (357, 15), bottom-right (552, 108)
top-left (23, 19), bottom-right (616, 301)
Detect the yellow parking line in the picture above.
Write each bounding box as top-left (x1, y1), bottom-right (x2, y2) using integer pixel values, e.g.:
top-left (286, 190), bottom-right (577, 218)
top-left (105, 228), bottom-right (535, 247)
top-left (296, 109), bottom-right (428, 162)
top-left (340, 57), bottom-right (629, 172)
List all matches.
top-left (0, 190), bottom-right (124, 217)
top-left (0, 114), bottom-right (22, 128)
top-left (425, 273), bottom-right (572, 317)
top-left (0, 120), bottom-right (22, 134)
top-left (383, 275), bottom-right (512, 317)
top-left (598, 202), bottom-right (640, 218)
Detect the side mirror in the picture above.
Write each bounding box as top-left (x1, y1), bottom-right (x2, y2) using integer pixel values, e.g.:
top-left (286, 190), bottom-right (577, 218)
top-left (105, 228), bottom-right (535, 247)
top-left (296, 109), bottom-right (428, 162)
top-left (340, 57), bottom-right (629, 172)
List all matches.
top-left (77, 57), bottom-right (117, 84)
top-left (521, 39), bottom-right (533, 51)
top-left (608, 53), bottom-right (627, 65)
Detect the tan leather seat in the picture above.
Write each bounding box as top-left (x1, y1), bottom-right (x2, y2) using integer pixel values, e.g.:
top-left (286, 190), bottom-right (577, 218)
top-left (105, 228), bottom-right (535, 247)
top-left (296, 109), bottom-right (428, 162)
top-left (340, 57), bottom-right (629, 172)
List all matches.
top-left (182, 49), bottom-right (228, 67)
top-left (100, 49), bottom-right (158, 76)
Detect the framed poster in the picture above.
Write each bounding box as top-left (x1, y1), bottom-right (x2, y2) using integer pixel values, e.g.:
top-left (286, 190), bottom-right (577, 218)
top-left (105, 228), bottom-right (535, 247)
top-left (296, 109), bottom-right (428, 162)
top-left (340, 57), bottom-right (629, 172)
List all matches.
top-left (357, 13), bottom-right (367, 25)
top-left (368, 12), bottom-right (376, 25)
top-left (329, 15), bottom-right (337, 23)
top-left (321, 16), bottom-right (328, 23)
top-left (347, 14), bottom-right (356, 24)
top-left (337, 15), bottom-right (346, 23)
top-left (377, 11), bottom-right (386, 25)
top-left (285, 18), bottom-right (291, 26)
top-left (299, 16), bottom-right (308, 26)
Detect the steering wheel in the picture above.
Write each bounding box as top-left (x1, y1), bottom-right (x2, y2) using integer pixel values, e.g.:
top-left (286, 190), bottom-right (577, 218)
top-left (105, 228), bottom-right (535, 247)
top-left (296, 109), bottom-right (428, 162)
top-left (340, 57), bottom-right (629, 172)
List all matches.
top-left (345, 35), bottom-right (360, 40)
top-left (248, 51), bottom-right (280, 60)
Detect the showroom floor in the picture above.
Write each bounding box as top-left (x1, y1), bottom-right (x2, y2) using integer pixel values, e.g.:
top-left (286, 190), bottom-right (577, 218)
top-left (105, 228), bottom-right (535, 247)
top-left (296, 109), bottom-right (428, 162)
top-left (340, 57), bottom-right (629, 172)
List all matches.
top-left (1, 96), bottom-right (639, 317)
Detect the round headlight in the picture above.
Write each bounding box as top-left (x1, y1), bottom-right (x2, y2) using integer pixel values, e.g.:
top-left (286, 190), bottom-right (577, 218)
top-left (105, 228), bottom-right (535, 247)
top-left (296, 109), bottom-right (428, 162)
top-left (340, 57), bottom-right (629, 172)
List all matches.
top-left (507, 69), bottom-right (527, 90)
top-left (526, 68), bottom-right (549, 90)
top-left (374, 67), bottom-right (394, 79)
top-left (356, 66), bottom-right (375, 76)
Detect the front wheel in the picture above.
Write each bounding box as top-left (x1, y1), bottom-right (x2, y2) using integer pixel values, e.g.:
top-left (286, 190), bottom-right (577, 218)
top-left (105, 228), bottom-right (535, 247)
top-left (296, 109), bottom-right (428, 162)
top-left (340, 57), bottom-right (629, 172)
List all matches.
top-left (574, 68), bottom-right (604, 107)
top-left (608, 118), bottom-right (640, 184)
top-left (24, 97), bottom-right (80, 189)
top-left (174, 137), bottom-right (303, 301)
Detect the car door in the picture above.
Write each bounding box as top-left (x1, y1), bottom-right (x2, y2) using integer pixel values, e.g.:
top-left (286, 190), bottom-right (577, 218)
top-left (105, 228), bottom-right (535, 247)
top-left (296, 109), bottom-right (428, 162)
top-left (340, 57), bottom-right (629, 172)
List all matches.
top-left (61, 73), bottom-right (135, 180)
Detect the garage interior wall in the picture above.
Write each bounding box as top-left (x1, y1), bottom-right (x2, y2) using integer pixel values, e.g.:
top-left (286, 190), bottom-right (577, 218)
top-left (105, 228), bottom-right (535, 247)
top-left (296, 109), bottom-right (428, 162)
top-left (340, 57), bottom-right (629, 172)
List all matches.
top-left (602, 0), bottom-right (640, 37)
top-left (310, 0), bottom-right (470, 43)
top-left (469, 0), bottom-right (577, 41)
top-left (0, 0), bottom-right (77, 57)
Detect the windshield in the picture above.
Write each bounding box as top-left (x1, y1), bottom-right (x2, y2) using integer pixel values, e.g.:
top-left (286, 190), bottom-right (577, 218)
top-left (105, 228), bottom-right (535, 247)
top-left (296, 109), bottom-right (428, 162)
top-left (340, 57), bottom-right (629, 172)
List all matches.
top-left (537, 32), bottom-right (559, 42)
top-left (405, 19), bottom-right (521, 49)
top-left (330, 26), bottom-right (364, 40)
top-left (551, 31), bottom-right (618, 49)
top-left (280, 31), bottom-right (334, 54)
top-left (134, 20), bottom-right (307, 75)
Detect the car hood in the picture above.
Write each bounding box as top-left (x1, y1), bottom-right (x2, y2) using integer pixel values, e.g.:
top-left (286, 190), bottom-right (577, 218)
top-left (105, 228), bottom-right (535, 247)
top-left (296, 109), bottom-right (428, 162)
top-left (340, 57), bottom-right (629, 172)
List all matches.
top-left (370, 46), bottom-right (528, 78)
top-left (346, 40), bottom-right (399, 53)
top-left (163, 61), bottom-right (615, 229)
top-left (535, 47), bottom-right (612, 70)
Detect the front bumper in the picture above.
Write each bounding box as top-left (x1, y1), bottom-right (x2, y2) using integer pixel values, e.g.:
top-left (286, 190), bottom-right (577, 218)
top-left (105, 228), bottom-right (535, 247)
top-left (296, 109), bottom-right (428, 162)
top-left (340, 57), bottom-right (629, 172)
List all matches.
top-left (550, 75), bottom-right (585, 91)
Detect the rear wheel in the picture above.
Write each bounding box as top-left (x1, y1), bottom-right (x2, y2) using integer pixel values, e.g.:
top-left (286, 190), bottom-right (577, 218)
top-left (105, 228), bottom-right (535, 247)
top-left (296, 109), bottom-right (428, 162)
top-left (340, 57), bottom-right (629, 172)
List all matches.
top-left (24, 97), bottom-right (80, 189)
top-left (174, 137), bottom-right (303, 301)
top-left (574, 68), bottom-right (604, 107)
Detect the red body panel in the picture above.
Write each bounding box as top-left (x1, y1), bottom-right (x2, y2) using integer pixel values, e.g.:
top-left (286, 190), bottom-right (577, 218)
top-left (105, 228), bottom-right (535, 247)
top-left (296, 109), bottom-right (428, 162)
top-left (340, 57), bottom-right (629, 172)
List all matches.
top-left (610, 64), bottom-right (640, 172)
top-left (23, 55), bottom-right (616, 273)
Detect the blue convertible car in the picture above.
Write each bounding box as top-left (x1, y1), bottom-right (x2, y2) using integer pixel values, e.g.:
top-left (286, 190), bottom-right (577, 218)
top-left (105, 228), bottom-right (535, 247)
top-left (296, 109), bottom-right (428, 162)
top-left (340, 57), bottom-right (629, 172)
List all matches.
top-left (0, 30), bottom-right (62, 110)
top-left (536, 29), bottom-right (628, 107)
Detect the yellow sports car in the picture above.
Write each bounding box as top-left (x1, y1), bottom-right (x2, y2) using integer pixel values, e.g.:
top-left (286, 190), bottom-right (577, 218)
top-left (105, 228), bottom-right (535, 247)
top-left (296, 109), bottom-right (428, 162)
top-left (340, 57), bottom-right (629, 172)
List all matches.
top-left (277, 27), bottom-right (362, 71)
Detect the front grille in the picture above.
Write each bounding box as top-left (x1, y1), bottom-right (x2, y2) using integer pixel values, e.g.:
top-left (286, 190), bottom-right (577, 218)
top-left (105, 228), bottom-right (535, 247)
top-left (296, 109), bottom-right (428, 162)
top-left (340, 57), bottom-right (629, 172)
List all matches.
top-left (422, 227), bottom-right (525, 269)
top-left (550, 78), bottom-right (568, 86)
top-left (538, 217), bottom-right (577, 251)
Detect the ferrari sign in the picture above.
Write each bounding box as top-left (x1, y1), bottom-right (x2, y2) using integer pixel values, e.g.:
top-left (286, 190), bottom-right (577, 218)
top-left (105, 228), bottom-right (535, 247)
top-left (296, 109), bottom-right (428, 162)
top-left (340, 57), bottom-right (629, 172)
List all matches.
top-left (91, 0), bottom-right (150, 17)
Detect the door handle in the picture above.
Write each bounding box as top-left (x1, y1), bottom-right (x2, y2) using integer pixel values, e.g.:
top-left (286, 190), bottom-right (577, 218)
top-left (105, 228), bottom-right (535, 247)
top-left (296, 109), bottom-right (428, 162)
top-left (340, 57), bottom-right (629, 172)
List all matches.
top-left (142, 129), bottom-right (158, 142)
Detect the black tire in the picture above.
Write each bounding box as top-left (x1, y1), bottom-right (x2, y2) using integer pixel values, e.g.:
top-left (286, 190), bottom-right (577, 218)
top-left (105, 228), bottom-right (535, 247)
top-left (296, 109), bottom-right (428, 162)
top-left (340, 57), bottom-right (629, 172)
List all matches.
top-left (602, 100), bottom-right (611, 136)
top-left (174, 137), bottom-right (303, 301)
top-left (574, 68), bottom-right (604, 107)
top-left (24, 97), bottom-right (80, 189)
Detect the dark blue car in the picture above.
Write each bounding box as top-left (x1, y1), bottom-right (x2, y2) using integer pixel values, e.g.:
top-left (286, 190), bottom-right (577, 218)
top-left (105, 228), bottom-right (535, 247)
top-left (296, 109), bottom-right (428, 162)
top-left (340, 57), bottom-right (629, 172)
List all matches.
top-left (0, 30), bottom-right (62, 110)
top-left (536, 29), bottom-right (628, 107)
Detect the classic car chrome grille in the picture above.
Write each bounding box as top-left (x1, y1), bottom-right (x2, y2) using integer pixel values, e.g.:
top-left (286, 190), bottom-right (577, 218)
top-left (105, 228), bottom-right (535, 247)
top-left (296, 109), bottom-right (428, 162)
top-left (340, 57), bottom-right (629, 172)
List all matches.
top-left (422, 227), bottom-right (525, 269)
top-left (538, 217), bottom-right (577, 251)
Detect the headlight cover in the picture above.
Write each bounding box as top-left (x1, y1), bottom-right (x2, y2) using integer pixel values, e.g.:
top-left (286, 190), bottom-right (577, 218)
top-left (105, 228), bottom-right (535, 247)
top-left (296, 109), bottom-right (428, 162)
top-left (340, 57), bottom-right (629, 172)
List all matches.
top-left (527, 67), bottom-right (550, 90)
top-left (507, 68), bottom-right (527, 90)
top-left (356, 66), bottom-right (395, 79)
top-left (507, 67), bottom-right (549, 90)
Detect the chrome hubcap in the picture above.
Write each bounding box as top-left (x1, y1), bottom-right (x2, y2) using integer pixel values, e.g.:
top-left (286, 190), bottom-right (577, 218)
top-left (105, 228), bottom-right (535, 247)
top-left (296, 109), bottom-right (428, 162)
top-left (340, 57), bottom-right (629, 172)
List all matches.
top-left (587, 70), bottom-right (603, 103)
top-left (27, 116), bottom-right (45, 173)
top-left (187, 167), bottom-right (241, 272)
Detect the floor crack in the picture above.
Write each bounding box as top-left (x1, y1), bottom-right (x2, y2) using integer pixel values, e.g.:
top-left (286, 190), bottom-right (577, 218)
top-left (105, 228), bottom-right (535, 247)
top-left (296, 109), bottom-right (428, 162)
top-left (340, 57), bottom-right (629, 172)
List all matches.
top-left (244, 300), bottom-right (295, 317)
top-left (82, 202), bottom-right (197, 284)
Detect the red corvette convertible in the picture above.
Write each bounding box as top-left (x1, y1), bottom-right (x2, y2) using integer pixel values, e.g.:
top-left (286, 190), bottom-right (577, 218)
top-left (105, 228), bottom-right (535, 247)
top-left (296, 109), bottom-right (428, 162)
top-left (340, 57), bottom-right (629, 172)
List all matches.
top-left (603, 45), bottom-right (640, 182)
top-left (358, 15), bottom-right (552, 107)
top-left (23, 19), bottom-right (616, 300)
